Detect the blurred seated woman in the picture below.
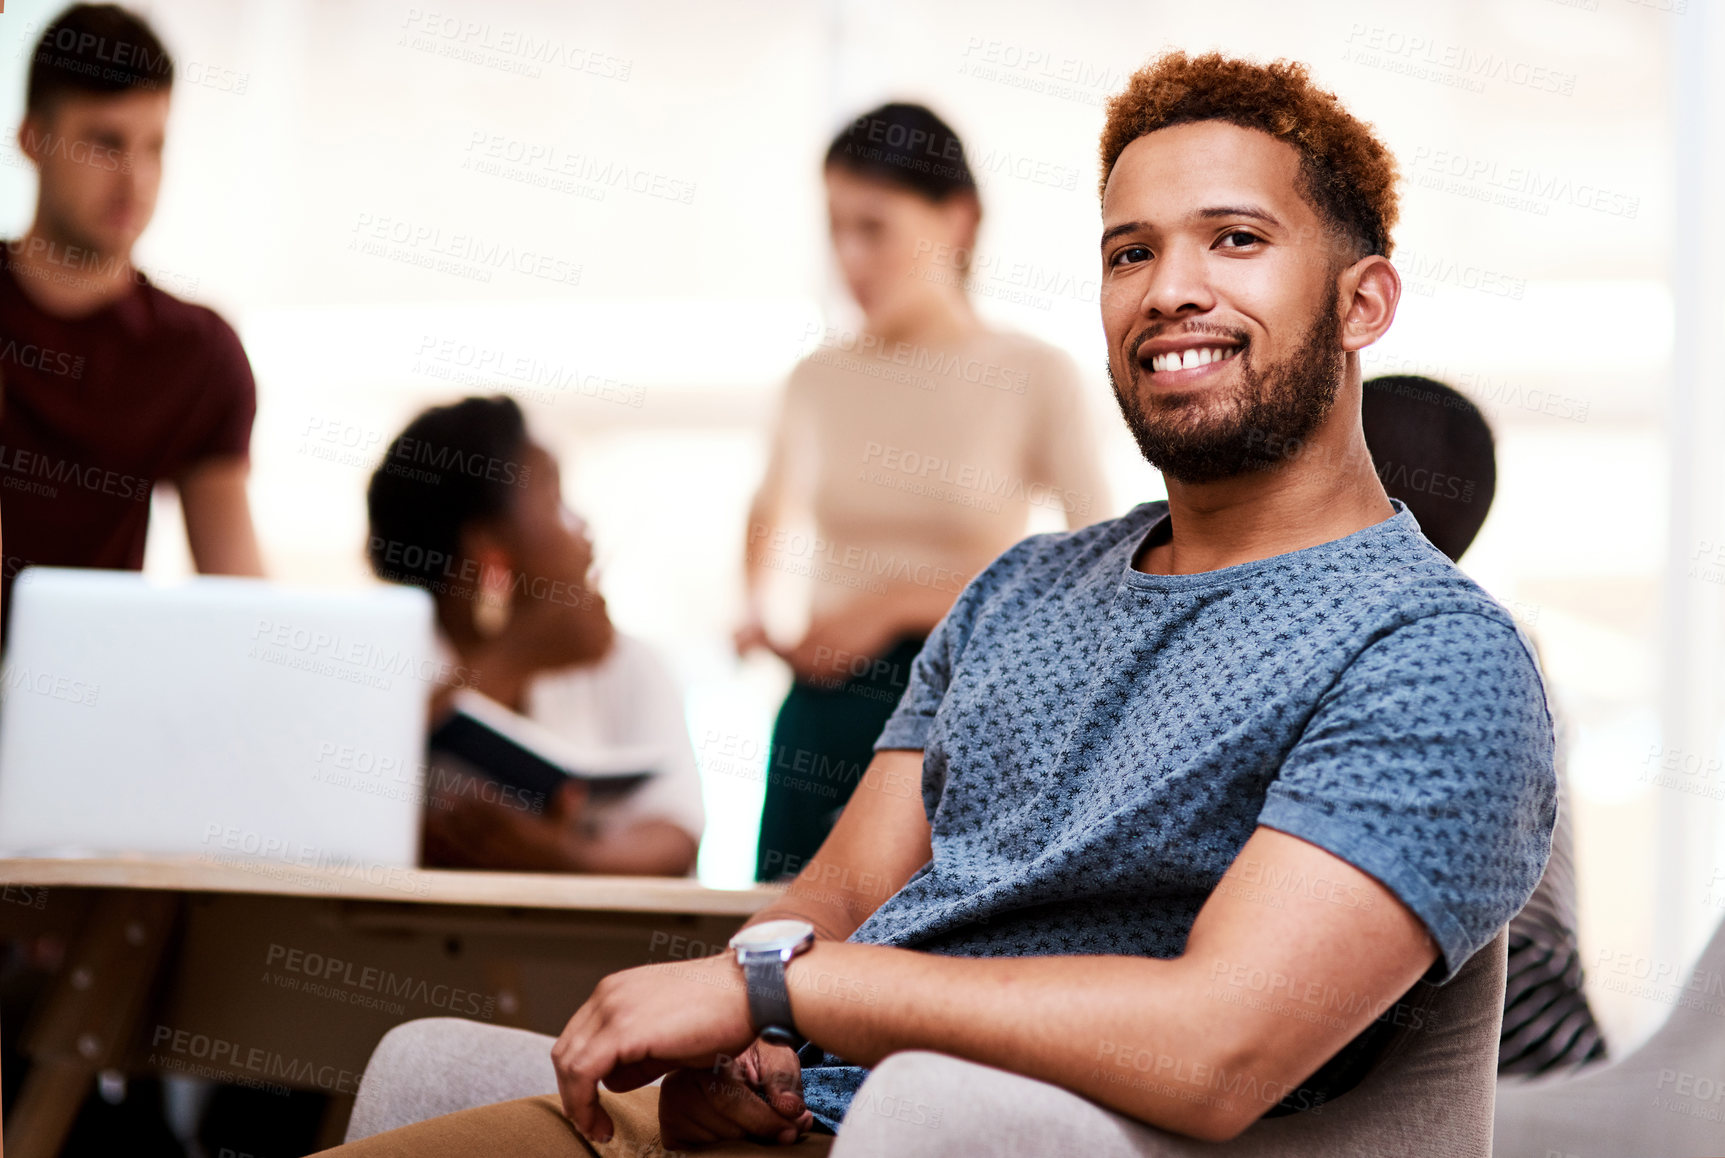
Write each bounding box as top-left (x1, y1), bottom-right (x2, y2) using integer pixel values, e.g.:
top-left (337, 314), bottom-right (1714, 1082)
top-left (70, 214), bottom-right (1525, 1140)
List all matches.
top-left (366, 395), bottom-right (702, 876)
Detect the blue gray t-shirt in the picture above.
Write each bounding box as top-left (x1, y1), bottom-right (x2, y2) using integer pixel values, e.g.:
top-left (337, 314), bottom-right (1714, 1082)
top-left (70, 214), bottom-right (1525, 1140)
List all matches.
top-left (800, 500), bottom-right (1556, 1129)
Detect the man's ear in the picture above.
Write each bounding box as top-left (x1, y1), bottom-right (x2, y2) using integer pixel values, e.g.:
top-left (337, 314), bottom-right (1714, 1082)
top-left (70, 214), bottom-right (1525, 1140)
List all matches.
top-left (17, 113), bottom-right (48, 165)
top-left (1337, 254), bottom-right (1401, 353)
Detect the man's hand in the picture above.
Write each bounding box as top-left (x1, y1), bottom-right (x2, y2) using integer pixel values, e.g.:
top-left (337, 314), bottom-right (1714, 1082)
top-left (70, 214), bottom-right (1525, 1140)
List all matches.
top-left (551, 954), bottom-right (758, 1144)
top-left (659, 1039), bottom-right (815, 1148)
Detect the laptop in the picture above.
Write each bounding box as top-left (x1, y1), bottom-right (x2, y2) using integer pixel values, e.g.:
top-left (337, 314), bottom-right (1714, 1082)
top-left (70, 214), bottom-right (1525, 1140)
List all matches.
top-left (0, 568), bottom-right (436, 869)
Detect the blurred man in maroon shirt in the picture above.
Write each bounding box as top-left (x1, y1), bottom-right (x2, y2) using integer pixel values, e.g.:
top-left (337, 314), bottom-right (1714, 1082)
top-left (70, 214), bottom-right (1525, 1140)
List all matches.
top-left (0, 3), bottom-right (263, 637)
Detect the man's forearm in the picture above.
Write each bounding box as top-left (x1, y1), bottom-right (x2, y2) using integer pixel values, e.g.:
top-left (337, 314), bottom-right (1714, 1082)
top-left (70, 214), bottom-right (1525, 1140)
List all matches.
top-left (743, 843), bottom-right (915, 943)
top-left (742, 877), bottom-right (875, 945)
top-left (780, 941), bottom-right (1263, 1141)
top-left (180, 458), bottom-right (266, 577)
top-left (743, 750), bottom-right (929, 943)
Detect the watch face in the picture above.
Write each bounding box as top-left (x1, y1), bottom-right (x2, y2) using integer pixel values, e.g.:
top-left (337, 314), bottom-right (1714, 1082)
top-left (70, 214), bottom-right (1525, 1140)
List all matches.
top-left (730, 918), bottom-right (815, 951)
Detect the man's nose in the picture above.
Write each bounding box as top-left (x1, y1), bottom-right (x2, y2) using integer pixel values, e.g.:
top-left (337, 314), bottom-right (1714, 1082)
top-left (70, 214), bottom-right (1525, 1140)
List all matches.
top-left (1138, 243), bottom-right (1215, 319)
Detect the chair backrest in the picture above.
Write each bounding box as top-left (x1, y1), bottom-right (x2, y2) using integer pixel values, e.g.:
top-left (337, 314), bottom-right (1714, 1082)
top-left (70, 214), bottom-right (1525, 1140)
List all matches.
top-left (1215, 927), bottom-right (1509, 1157)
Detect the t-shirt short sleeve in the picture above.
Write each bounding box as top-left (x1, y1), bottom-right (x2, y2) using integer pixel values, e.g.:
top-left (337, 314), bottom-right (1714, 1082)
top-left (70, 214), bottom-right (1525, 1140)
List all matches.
top-left (1256, 612), bottom-right (1556, 983)
top-left (521, 634), bottom-right (705, 855)
top-left (872, 535), bottom-right (1042, 754)
top-left (187, 312), bottom-right (258, 469)
top-left (588, 640), bottom-right (706, 844)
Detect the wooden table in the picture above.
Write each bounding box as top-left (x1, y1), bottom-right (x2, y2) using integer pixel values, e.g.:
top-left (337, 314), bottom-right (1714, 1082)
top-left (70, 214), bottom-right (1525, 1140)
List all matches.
top-left (0, 856), bottom-right (779, 1157)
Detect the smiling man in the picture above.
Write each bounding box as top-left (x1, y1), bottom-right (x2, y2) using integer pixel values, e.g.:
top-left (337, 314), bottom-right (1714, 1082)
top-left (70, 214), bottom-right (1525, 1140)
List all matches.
top-left (319, 52), bottom-right (1555, 1157)
top-left (0, 4), bottom-right (263, 635)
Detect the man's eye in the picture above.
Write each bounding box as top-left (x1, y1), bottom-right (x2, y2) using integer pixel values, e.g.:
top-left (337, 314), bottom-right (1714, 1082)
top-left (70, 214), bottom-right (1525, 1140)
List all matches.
top-left (1219, 230), bottom-right (1261, 248)
top-left (1111, 246), bottom-right (1151, 267)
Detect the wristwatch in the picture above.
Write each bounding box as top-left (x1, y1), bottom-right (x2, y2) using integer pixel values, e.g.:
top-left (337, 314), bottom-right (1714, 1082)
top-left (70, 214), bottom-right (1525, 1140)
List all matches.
top-left (728, 919), bottom-right (816, 1046)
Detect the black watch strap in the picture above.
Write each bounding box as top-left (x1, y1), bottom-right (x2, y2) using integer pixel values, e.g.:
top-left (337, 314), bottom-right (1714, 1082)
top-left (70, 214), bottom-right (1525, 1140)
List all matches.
top-left (742, 956), bottom-right (803, 1047)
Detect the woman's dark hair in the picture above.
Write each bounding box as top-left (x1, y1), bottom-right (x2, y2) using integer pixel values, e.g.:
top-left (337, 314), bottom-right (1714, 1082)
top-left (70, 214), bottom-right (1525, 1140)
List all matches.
top-left (825, 102), bottom-right (977, 202)
top-left (366, 395), bottom-right (531, 593)
top-left (1361, 375), bottom-right (1496, 562)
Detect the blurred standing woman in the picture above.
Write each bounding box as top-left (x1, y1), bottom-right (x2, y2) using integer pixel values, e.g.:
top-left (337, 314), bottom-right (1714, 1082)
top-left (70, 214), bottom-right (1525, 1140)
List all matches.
top-left (738, 103), bottom-right (1110, 881)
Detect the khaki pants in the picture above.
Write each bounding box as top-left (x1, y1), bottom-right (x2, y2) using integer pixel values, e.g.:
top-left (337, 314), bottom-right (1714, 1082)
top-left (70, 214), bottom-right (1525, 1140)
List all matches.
top-left (314, 1085), bottom-right (835, 1158)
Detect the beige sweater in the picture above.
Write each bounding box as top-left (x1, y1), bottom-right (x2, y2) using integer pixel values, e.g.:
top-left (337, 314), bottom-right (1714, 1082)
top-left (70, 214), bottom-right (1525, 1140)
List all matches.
top-left (753, 327), bottom-right (1111, 625)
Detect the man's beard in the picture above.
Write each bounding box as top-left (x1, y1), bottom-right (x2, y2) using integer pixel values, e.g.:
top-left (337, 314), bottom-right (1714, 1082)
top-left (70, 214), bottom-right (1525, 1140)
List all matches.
top-left (1107, 296), bottom-right (1344, 486)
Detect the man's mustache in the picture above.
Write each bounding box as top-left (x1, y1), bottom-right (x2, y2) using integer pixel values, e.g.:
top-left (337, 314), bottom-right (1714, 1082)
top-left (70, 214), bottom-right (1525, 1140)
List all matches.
top-left (1129, 322), bottom-right (1250, 362)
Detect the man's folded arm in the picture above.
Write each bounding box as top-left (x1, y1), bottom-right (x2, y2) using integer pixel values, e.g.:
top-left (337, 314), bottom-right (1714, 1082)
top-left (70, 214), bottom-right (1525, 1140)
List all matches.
top-left (778, 825), bottom-right (1438, 1142)
top-left (744, 747), bottom-right (933, 943)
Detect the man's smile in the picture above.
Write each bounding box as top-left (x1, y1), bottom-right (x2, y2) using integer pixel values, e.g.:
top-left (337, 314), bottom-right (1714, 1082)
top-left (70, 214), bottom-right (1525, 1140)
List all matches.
top-left (1137, 336), bottom-right (1245, 384)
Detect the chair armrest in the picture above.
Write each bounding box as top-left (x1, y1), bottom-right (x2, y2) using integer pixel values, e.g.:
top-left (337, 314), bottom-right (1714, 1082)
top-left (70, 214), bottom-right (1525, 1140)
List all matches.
top-left (344, 1018), bottom-right (559, 1142)
top-left (828, 1050), bottom-right (1209, 1158)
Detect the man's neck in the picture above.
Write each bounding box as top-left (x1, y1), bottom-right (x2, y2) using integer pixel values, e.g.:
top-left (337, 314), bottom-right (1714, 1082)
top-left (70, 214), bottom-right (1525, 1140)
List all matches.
top-left (9, 222), bottom-right (137, 319)
top-left (1135, 408), bottom-right (1395, 577)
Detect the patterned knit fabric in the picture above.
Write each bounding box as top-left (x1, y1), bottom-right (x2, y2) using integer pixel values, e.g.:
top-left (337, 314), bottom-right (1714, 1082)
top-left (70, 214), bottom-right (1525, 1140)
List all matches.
top-left (799, 500), bottom-right (1557, 1129)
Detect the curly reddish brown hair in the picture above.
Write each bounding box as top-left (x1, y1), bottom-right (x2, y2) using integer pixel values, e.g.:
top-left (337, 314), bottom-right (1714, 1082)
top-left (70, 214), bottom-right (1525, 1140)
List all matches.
top-left (1099, 52), bottom-right (1399, 259)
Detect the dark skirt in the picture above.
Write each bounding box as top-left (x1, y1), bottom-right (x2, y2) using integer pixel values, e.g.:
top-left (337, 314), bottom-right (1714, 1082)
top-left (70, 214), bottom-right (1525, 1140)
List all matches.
top-left (753, 635), bottom-right (927, 882)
